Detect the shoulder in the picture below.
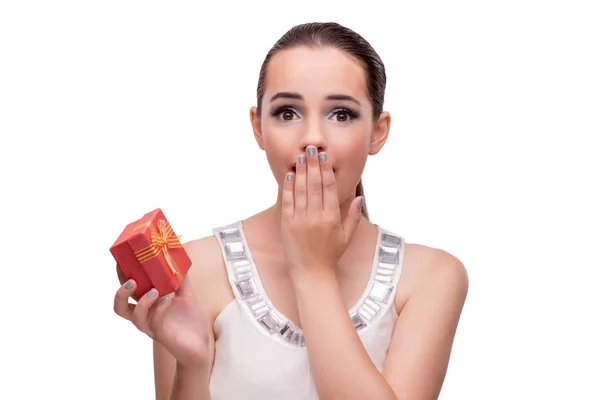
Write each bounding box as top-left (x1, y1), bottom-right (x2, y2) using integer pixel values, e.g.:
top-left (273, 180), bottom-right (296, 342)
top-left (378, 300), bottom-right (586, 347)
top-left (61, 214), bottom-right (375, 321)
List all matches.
top-left (182, 232), bottom-right (234, 321)
top-left (395, 242), bottom-right (469, 311)
top-left (406, 243), bottom-right (468, 299)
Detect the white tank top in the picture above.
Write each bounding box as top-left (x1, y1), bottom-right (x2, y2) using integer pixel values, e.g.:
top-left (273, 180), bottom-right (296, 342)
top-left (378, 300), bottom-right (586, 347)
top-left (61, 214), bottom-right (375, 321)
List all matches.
top-left (209, 221), bottom-right (405, 400)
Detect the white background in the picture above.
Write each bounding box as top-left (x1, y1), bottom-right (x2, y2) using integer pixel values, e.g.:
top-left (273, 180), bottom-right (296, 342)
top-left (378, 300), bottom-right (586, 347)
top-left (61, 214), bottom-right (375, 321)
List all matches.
top-left (1, 1), bottom-right (599, 399)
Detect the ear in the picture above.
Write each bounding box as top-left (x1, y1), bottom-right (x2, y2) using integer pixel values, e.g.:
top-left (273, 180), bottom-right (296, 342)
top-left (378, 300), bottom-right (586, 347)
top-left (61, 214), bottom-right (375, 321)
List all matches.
top-left (369, 111), bottom-right (391, 155)
top-left (250, 106), bottom-right (265, 151)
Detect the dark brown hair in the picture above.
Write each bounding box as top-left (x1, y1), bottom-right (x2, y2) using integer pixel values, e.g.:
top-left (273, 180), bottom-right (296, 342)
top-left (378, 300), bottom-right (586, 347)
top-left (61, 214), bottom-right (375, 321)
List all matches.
top-left (256, 22), bottom-right (387, 219)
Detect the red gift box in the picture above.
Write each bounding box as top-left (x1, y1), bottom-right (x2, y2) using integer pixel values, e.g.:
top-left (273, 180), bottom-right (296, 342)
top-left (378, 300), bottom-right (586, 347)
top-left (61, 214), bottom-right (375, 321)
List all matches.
top-left (110, 208), bottom-right (192, 300)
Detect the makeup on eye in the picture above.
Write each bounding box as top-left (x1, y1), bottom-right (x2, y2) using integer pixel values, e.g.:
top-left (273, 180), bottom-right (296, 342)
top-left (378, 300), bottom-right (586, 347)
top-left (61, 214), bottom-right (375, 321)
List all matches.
top-left (328, 107), bottom-right (360, 122)
top-left (270, 104), bottom-right (360, 122)
top-left (270, 105), bottom-right (300, 121)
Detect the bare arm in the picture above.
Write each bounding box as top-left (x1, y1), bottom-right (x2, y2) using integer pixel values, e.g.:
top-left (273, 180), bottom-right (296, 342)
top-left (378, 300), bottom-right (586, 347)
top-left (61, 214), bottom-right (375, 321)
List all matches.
top-left (152, 237), bottom-right (230, 400)
top-left (295, 249), bottom-right (468, 400)
top-left (169, 363), bottom-right (211, 400)
top-left (293, 269), bottom-right (396, 400)
top-left (153, 341), bottom-right (212, 400)
top-left (382, 250), bottom-right (469, 399)
top-left (279, 147), bottom-right (469, 399)
top-left (153, 341), bottom-right (177, 400)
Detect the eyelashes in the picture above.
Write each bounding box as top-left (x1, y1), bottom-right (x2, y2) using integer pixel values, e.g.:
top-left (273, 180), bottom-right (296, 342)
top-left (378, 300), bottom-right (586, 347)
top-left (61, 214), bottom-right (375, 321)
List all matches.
top-left (270, 105), bottom-right (297, 119)
top-left (330, 107), bottom-right (359, 120)
top-left (270, 105), bottom-right (360, 122)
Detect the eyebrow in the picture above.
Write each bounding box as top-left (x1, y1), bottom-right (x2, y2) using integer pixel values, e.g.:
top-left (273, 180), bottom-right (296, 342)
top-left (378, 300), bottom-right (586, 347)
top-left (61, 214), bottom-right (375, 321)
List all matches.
top-left (269, 92), bottom-right (361, 105)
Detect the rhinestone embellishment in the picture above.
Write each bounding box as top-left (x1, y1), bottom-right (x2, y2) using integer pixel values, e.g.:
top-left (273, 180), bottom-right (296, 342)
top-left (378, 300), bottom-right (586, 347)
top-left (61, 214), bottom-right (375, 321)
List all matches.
top-left (215, 222), bottom-right (404, 348)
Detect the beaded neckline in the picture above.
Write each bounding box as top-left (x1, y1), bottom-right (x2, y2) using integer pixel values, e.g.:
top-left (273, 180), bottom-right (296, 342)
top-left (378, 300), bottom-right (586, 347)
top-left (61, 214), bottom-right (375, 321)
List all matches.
top-left (213, 221), bottom-right (405, 349)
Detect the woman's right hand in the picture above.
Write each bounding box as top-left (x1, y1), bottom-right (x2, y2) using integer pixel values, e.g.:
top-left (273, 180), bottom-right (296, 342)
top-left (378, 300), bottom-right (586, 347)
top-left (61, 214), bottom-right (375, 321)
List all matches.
top-left (113, 275), bottom-right (210, 369)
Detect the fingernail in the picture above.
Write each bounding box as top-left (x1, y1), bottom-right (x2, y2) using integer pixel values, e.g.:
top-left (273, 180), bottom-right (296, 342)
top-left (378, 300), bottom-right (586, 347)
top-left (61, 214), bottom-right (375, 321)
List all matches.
top-left (307, 146), bottom-right (317, 157)
top-left (161, 296), bottom-right (169, 305)
top-left (358, 197), bottom-right (365, 209)
top-left (146, 288), bottom-right (157, 298)
top-left (298, 154), bottom-right (306, 165)
top-left (286, 172), bottom-right (293, 182)
top-left (319, 152), bottom-right (327, 162)
top-left (123, 280), bottom-right (133, 290)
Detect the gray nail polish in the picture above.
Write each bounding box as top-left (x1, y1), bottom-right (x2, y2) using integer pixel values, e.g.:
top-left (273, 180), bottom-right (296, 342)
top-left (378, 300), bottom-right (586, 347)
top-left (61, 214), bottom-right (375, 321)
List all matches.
top-left (298, 155), bottom-right (306, 165)
top-left (307, 146), bottom-right (317, 157)
top-left (286, 173), bottom-right (293, 182)
top-left (146, 289), bottom-right (157, 298)
top-left (319, 152), bottom-right (327, 162)
top-left (123, 280), bottom-right (133, 290)
top-left (161, 296), bottom-right (169, 305)
top-left (358, 197), bottom-right (365, 209)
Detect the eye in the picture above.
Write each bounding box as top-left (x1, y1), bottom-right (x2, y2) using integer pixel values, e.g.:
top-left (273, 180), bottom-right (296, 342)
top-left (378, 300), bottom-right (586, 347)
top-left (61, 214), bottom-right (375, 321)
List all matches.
top-left (271, 106), bottom-right (300, 122)
top-left (335, 111), bottom-right (349, 122)
top-left (329, 107), bottom-right (359, 123)
top-left (281, 110), bottom-right (294, 121)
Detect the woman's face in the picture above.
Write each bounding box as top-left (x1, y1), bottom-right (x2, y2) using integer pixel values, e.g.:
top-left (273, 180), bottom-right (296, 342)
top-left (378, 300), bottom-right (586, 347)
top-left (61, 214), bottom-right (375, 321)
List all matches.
top-left (251, 46), bottom-right (390, 204)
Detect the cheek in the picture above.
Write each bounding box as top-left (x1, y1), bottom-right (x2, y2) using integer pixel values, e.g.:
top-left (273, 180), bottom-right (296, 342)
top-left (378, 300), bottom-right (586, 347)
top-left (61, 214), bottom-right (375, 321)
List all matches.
top-left (262, 130), bottom-right (294, 170)
top-left (332, 136), bottom-right (369, 193)
top-left (332, 131), bottom-right (370, 166)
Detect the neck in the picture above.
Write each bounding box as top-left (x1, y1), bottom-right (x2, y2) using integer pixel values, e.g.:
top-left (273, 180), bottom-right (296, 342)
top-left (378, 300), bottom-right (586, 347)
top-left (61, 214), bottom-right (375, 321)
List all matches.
top-left (243, 188), bottom-right (376, 270)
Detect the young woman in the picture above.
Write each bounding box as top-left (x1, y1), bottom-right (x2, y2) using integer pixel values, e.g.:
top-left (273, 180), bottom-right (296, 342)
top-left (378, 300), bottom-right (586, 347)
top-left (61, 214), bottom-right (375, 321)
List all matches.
top-left (114, 22), bottom-right (469, 400)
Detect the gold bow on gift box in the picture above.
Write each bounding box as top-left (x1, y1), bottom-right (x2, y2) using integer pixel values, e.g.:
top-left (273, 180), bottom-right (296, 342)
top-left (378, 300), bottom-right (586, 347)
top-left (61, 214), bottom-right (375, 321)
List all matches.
top-left (134, 219), bottom-right (184, 281)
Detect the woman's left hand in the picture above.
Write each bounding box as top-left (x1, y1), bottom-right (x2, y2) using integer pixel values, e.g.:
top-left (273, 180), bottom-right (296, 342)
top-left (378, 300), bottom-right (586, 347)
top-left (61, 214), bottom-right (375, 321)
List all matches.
top-left (281, 145), bottom-right (364, 279)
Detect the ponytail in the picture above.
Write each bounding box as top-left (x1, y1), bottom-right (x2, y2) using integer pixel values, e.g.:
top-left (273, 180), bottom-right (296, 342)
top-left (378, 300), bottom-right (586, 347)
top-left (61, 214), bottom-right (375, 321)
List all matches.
top-left (355, 179), bottom-right (369, 220)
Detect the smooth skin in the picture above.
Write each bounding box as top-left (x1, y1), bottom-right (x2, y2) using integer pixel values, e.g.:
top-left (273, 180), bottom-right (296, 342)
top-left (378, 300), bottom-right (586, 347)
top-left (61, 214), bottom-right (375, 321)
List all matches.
top-left (114, 46), bottom-right (468, 400)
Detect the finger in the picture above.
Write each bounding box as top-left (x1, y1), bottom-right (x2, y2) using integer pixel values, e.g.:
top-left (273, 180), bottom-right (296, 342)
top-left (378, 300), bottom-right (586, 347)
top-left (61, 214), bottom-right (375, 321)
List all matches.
top-left (175, 273), bottom-right (195, 298)
top-left (318, 151), bottom-right (339, 215)
top-left (305, 145), bottom-right (323, 214)
top-left (150, 296), bottom-right (171, 335)
top-left (342, 196), bottom-right (364, 243)
top-left (282, 171), bottom-right (295, 221)
top-left (294, 153), bottom-right (307, 216)
top-left (116, 263), bottom-right (129, 285)
top-left (131, 288), bottom-right (160, 335)
top-left (114, 279), bottom-right (136, 320)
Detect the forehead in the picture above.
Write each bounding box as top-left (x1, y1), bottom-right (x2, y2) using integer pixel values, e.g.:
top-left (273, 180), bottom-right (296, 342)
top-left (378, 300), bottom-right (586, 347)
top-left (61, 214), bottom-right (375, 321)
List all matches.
top-left (264, 46), bottom-right (369, 101)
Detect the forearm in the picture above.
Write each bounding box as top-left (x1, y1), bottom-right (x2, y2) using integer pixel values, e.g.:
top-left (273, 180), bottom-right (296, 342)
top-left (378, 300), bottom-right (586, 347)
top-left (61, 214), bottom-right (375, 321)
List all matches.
top-left (170, 363), bottom-right (210, 400)
top-left (293, 269), bottom-right (396, 400)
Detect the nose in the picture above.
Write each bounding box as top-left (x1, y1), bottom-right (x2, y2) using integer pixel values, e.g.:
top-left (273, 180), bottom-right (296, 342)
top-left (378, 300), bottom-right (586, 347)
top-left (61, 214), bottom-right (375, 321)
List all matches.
top-left (299, 122), bottom-right (328, 152)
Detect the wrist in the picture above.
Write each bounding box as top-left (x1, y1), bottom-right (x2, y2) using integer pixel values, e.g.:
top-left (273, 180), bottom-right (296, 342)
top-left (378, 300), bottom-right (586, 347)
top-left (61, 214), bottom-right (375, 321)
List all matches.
top-left (176, 361), bottom-right (209, 377)
top-left (176, 361), bottom-right (208, 374)
top-left (172, 362), bottom-right (211, 400)
top-left (290, 265), bottom-right (338, 293)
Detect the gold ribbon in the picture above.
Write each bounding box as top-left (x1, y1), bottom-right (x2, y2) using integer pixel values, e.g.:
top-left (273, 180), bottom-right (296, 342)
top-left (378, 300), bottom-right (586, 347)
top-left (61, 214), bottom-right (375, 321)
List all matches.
top-left (134, 219), bottom-right (184, 281)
